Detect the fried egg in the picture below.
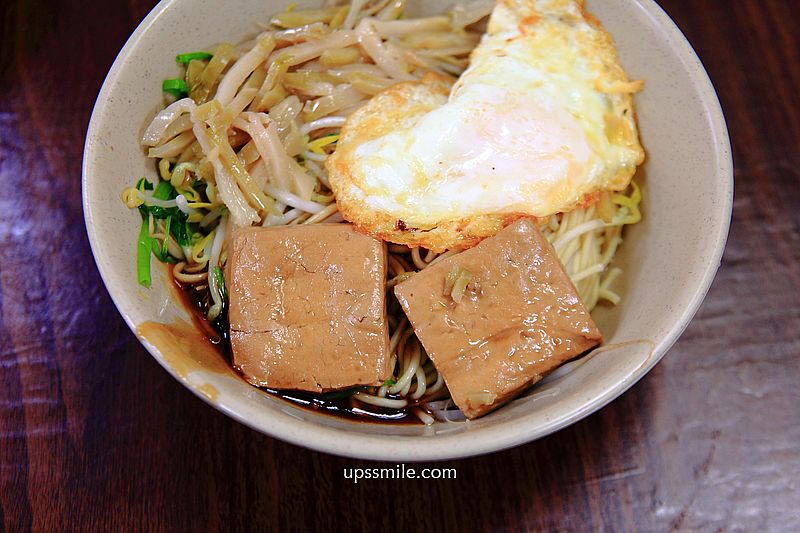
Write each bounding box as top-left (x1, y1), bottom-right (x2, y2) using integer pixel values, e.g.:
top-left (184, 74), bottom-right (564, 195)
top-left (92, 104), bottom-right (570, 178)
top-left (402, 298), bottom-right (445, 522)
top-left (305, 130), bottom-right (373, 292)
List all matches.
top-left (327, 0), bottom-right (645, 251)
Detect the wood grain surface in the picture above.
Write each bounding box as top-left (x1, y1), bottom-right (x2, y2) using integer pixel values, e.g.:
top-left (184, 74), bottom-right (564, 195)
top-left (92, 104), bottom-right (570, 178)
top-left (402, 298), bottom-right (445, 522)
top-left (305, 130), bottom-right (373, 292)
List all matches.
top-left (1, 0), bottom-right (799, 531)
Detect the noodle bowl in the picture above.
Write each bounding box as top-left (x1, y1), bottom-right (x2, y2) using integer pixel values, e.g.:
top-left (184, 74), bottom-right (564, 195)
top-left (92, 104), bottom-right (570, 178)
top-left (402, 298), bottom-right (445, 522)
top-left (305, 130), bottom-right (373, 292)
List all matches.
top-left (122, 0), bottom-right (643, 424)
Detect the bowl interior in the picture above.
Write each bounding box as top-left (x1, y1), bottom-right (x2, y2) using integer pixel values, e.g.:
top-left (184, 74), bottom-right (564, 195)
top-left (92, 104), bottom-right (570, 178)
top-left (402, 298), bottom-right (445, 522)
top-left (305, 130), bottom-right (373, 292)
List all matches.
top-left (83, 0), bottom-right (732, 460)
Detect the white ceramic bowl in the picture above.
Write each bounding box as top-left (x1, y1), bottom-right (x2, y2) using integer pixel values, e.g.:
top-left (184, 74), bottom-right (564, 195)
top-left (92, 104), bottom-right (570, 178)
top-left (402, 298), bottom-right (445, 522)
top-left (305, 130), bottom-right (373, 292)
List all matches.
top-left (83, 0), bottom-right (732, 461)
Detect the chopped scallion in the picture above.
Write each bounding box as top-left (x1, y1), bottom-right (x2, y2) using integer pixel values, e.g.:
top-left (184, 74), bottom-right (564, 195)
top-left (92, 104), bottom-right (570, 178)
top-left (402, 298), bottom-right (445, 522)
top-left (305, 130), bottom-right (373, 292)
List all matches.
top-left (175, 52), bottom-right (213, 64)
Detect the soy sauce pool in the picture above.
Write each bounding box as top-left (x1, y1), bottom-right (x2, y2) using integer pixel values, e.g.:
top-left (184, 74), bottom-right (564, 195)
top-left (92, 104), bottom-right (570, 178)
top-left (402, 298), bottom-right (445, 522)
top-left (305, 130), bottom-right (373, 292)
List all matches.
top-left (168, 265), bottom-right (428, 425)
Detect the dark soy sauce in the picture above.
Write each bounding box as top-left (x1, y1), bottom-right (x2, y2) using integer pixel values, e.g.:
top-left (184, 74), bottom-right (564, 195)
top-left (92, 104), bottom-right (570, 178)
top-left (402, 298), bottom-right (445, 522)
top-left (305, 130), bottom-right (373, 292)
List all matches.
top-left (168, 265), bottom-right (425, 425)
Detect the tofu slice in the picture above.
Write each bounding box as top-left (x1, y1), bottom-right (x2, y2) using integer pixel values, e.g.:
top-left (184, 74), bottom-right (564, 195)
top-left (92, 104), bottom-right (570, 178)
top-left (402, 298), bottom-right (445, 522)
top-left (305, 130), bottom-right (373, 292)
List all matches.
top-left (394, 218), bottom-right (602, 419)
top-left (227, 224), bottom-right (390, 392)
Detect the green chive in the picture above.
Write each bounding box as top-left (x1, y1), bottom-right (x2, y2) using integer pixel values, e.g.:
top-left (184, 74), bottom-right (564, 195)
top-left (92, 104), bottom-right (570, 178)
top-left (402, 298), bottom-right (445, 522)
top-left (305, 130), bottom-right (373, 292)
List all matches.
top-left (136, 177), bottom-right (152, 192)
top-left (176, 52), bottom-right (213, 64)
top-left (214, 266), bottom-right (227, 303)
top-left (137, 217), bottom-right (152, 288)
top-left (153, 179), bottom-right (175, 200)
top-left (162, 216), bottom-right (172, 256)
top-left (170, 215), bottom-right (191, 247)
top-left (162, 78), bottom-right (189, 98)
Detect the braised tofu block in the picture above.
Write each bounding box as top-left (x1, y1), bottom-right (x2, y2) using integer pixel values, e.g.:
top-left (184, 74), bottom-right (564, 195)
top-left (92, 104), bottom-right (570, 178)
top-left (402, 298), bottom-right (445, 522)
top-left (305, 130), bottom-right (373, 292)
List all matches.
top-left (227, 224), bottom-right (390, 392)
top-left (394, 219), bottom-right (602, 419)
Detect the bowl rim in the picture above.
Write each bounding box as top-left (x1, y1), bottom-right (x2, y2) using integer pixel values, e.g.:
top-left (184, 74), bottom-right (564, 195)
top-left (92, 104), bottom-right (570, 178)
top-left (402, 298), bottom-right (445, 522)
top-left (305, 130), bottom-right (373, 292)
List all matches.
top-left (82, 0), bottom-right (733, 461)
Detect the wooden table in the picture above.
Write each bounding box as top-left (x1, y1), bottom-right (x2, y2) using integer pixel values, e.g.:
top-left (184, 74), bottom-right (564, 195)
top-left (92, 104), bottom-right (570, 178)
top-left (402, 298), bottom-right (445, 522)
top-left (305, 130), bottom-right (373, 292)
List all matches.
top-left (1, 0), bottom-right (798, 530)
